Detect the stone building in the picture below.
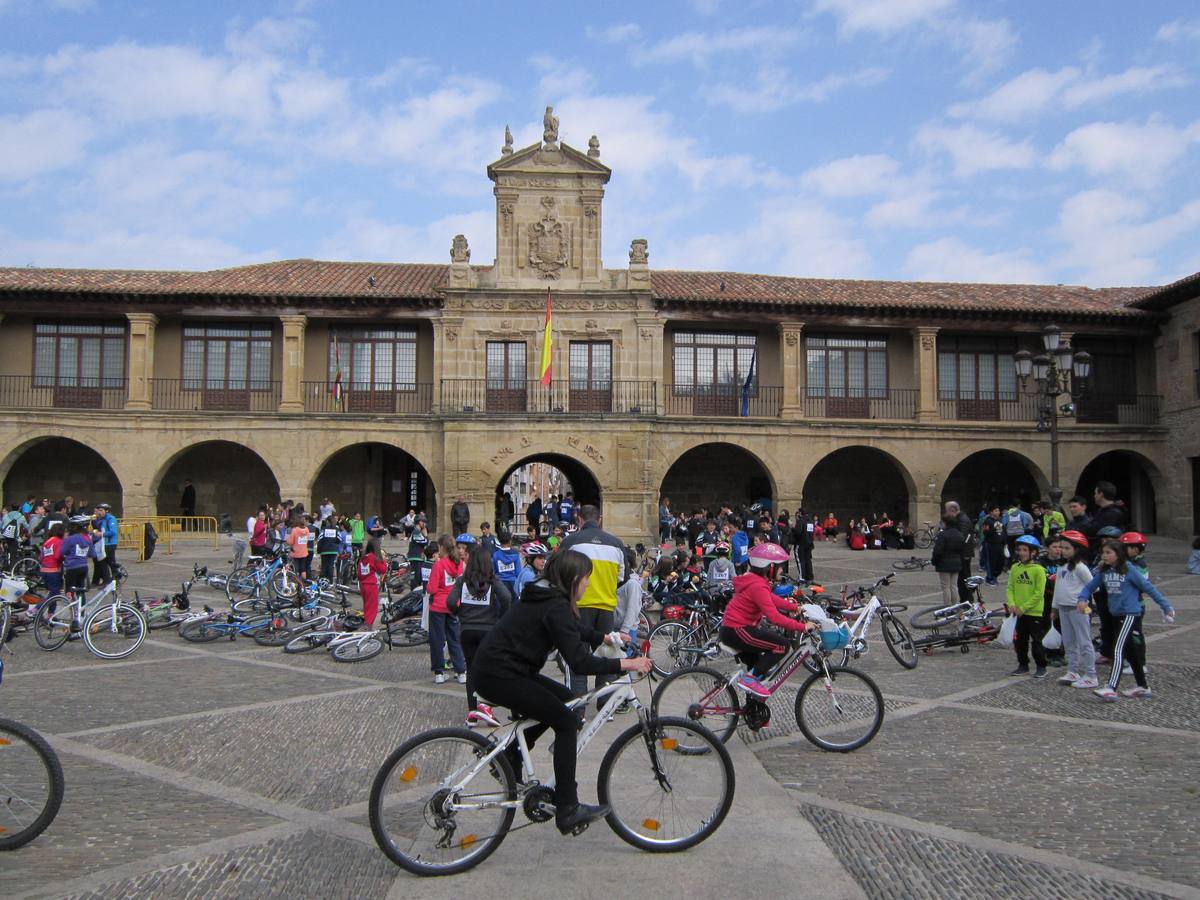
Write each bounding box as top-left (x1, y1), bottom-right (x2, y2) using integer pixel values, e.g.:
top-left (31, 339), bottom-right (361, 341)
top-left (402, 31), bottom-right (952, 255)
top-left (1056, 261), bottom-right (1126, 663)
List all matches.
top-left (0, 109), bottom-right (1185, 540)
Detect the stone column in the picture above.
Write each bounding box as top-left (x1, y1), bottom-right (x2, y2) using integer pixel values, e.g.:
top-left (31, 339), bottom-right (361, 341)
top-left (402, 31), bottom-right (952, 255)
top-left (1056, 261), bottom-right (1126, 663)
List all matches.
top-left (913, 326), bottom-right (940, 422)
top-left (125, 313), bottom-right (157, 411)
top-left (279, 315), bottom-right (306, 412)
top-left (779, 321), bottom-right (805, 420)
top-left (634, 316), bottom-right (664, 414)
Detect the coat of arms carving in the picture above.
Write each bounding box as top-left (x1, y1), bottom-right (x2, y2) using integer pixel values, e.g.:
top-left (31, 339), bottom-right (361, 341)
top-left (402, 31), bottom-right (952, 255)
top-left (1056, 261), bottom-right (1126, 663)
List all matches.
top-left (528, 196), bottom-right (569, 279)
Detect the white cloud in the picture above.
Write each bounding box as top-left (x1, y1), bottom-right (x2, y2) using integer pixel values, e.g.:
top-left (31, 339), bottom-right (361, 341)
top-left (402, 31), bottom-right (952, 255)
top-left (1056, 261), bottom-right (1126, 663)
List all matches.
top-left (585, 23), bottom-right (642, 44)
top-left (319, 209), bottom-right (494, 265)
top-left (947, 18), bottom-right (1018, 79)
top-left (904, 237), bottom-right (1048, 283)
top-left (952, 65), bottom-right (1188, 122)
top-left (801, 154), bottom-right (900, 197)
top-left (632, 26), bottom-right (801, 68)
top-left (864, 188), bottom-right (939, 228)
top-left (914, 123), bottom-right (1037, 177)
top-left (1, 225), bottom-right (270, 270)
top-left (1047, 119), bottom-right (1200, 187)
top-left (1053, 189), bottom-right (1200, 285)
top-left (530, 55), bottom-right (595, 100)
top-left (813, 0), bottom-right (953, 35)
top-left (707, 65), bottom-right (888, 113)
top-left (0, 109), bottom-right (92, 180)
top-left (1156, 19), bottom-right (1200, 42)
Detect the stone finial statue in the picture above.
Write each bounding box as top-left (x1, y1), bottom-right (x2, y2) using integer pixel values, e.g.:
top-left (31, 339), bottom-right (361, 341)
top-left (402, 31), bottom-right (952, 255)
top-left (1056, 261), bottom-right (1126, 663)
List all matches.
top-left (450, 234), bottom-right (470, 263)
top-left (629, 238), bottom-right (649, 265)
top-left (543, 106), bottom-right (560, 146)
top-left (587, 135), bottom-right (600, 158)
top-left (501, 125), bottom-right (513, 156)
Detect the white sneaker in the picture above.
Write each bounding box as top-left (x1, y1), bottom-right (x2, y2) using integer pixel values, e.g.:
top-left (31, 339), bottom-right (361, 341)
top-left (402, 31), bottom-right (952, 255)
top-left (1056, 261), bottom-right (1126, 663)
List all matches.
top-left (433, 672), bottom-right (446, 684)
top-left (1071, 676), bottom-right (1099, 689)
top-left (1121, 686), bottom-right (1153, 699)
top-left (1122, 664), bottom-right (1133, 676)
top-left (457, 672), bottom-right (468, 684)
top-left (1057, 671), bottom-right (1080, 685)
top-left (1093, 686), bottom-right (1119, 702)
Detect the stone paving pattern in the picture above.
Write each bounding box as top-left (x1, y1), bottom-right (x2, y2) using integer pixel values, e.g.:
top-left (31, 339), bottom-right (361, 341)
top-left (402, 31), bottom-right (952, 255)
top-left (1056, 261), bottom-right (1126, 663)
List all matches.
top-left (2, 535), bottom-right (1198, 898)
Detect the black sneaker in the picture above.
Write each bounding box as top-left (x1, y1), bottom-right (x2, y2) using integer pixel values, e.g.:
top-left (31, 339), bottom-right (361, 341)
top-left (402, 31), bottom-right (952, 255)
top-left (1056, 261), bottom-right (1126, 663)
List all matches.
top-left (1007, 666), bottom-right (1030, 676)
top-left (1032, 667), bottom-right (1047, 679)
top-left (555, 801), bottom-right (610, 836)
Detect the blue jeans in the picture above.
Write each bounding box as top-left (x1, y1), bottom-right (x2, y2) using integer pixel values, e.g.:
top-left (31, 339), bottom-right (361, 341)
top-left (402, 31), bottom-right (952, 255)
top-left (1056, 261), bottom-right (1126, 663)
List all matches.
top-left (428, 611), bottom-right (465, 675)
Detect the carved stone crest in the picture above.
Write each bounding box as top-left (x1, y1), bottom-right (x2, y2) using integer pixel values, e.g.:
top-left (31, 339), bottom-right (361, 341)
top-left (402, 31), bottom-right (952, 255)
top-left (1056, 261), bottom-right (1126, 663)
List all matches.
top-left (528, 196), bottom-right (569, 279)
top-left (629, 238), bottom-right (648, 265)
top-left (585, 319), bottom-right (598, 330)
top-left (785, 331), bottom-right (798, 347)
top-left (500, 319), bottom-right (513, 330)
top-left (445, 328), bottom-right (458, 343)
top-left (640, 328), bottom-right (652, 342)
top-left (450, 234), bottom-right (470, 263)
top-left (920, 334), bottom-right (935, 351)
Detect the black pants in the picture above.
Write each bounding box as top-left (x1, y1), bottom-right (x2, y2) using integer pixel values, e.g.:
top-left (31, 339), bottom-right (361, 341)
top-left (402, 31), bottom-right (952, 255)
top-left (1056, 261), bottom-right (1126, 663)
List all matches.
top-left (3, 538), bottom-right (19, 571)
top-left (796, 546), bottom-right (814, 582)
top-left (569, 607), bottom-right (614, 710)
top-left (720, 624), bottom-right (788, 678)
top-left (1108, 614), bottom-right (1146, 690)
top-left (1013, 614), bottom-right (1047, 668)
top-left (1095, 592), bottom-right (1119, 659)
top-left (475, 673), bottom-right (579, 807)
top-left (320, 554), bottom-right (336, 581)
top-left (461, 629), bottom-right (487, 711)
top-left (956, 555), bottom-right (973, 603)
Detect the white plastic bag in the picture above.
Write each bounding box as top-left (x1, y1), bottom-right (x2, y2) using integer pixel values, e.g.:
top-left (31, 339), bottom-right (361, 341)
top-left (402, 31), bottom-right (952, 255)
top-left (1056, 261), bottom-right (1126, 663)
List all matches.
top-left (1041, 625), bottom-right (1063, 650)
top-left (996, 615), bottom-right (1017, 648)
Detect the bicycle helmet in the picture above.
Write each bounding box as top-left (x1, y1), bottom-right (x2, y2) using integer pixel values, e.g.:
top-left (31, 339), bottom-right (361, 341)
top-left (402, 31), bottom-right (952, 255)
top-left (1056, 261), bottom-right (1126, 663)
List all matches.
top-left (1096, 525), bottom-right (1122, 538)
top-left (715, 541), bottom-right (730, 555)
top-left (1014, 534), bottom-right (1042, 549)
top-left (1058, 529), bottom-right (1089, 548)
top-left (455, 533), bottom-right (476, 545)
top-left (748, 542), bottom-right (789, 567)
top-left (1119, 531), bottom-right (1147, 547)
top-left (521, 541), bottom-right (548, 557)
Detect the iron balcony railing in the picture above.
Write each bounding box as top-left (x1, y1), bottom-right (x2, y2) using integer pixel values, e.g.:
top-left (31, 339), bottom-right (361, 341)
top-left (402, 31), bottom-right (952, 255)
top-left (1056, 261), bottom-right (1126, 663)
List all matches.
top-left (438, 379), bottom-right (656, 416)
top-left (664, 384), bottom-right (783, 418)
top-left (0, 375), bottom-right (127, 410)
top-left (937, 393), bottom-right (1042, 422)
top-left (803, 389), bottom-right (917, 420)
top-left (151, 379), bottom-right (281, 412)
top-left (303, 381), bottom-right (434, 414)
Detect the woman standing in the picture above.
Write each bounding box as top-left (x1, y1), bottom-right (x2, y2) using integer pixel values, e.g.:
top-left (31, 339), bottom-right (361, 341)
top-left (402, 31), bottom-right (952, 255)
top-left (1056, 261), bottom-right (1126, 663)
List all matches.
top-left (426, 534), bottom-right (466, 685)
top-left (447, 543), bottom-right (512, 727)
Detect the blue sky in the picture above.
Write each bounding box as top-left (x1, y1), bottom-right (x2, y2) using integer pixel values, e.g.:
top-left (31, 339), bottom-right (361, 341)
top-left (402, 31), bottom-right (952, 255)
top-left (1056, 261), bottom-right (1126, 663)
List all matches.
top-left (1, 0), bottom-right (1198, 287)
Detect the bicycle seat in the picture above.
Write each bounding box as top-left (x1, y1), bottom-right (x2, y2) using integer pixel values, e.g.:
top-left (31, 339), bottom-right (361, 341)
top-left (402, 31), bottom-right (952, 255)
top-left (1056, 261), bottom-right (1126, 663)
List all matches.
top-left (965, 576), bottom-right (986, 589)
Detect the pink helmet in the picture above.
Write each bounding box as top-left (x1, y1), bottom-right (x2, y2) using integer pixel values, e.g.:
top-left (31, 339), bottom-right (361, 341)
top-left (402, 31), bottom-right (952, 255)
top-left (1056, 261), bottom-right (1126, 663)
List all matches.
top-left (748, 542), bottom-right (789, 568)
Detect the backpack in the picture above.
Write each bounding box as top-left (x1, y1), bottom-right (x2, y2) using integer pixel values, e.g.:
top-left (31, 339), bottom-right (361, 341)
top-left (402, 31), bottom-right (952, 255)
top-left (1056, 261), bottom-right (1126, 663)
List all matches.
top-left (1004, 511), bottom-right (1027, 536)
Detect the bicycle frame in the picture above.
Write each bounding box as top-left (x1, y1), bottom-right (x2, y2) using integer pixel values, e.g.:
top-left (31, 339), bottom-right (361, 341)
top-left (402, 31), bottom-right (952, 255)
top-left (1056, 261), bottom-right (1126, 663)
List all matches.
top-left (47, 580), bottom-right (119, 626)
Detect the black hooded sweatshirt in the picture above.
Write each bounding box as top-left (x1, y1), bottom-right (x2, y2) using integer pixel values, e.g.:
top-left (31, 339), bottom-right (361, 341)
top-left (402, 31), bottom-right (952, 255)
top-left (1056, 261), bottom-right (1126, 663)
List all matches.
top-left (471, 579), bottom-right (622, 681)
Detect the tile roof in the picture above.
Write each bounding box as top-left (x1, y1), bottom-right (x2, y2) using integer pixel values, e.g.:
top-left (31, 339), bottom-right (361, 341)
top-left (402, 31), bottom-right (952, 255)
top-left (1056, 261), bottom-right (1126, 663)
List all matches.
top-left (1129, 269), bottom-right (1200, 311)
top-left (650, 270), bottom-right (1152, 318)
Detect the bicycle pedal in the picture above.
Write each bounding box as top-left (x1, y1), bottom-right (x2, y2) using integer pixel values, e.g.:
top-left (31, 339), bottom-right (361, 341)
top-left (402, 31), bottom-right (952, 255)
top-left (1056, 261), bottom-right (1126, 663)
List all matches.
top-left (571, 822), bottom-right (589, 836)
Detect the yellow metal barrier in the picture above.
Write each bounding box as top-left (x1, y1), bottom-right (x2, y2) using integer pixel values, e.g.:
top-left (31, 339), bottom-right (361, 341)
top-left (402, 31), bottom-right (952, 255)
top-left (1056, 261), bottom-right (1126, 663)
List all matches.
top-left (155, 516), bottom-right (219, 549)
top-left (118, 522), bottom-right (149, 562)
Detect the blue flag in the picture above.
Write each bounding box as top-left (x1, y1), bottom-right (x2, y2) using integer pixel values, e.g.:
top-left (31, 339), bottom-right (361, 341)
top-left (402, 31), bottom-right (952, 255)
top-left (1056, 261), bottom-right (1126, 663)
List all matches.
top-left (740, 351), bottom-right (756, 416)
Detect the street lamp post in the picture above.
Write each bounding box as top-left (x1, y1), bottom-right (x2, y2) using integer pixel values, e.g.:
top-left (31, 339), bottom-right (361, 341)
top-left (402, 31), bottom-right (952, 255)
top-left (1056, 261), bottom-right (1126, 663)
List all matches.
top-left (1013, 324), bottom-right (1093, 507)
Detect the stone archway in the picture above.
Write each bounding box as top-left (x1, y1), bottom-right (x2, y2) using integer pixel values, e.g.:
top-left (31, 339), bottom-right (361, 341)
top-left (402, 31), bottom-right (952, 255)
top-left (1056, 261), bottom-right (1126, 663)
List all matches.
top-left (2, 436), bottom-right (124, 514)
top-left (498, 453), bottom-right (602, 535)
top-left (802, 446), bottom-right (915, 527)
top-left (311, 442), bottom-right (437, 529)
top-left (659, 442), bottom-right (775, 514)
top-left (154, 440), bottom-right (280, 521)
top-left (943, 449), bottom-right (1045, 517)
top-left (1075, 450), bottom-right (1161, 532)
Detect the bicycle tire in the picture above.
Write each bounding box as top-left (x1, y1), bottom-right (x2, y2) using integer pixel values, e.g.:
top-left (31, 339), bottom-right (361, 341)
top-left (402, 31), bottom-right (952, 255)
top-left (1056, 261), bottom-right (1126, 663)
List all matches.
top-left (225, 566), bottom-right (261, 605)
top-left (179, 618), bottom-right (224, 643)
top-left (12, 557), bottom-right (39, 580)
top-left (252, 615), bottom-right (295, 646)
top-left (370, 726), bottom-right (516, 876)
top-left (283, 631), bottom-right (338, 653)
top-left (909, 604), bottom-right (969, 632)
top-left (914, 531), bottom-right (934, 550)
top-left (650, 666), bottom-right (740, 747)
top-left (892, 558), bottom-right (925, 571)
top-left (880, 610), bottom-right (918, 669)
top-left (32, 596), bottom-right (72, 651)
top-left (597, 716), bottom-right (735, 852)
top-left (332, 635), bottom-right (384, 662)
top-left (387, 616), bottom-right (429, 646)
top-left (82, 603), bottom-right (147, 660)
top-left (646, 621), bottom-right (690, 679)
top-left (285, 604), bottom-right (332, 623)
top-left (0, 717), bottom-right (65, 850)
top-left (271, 567), bottom-right (300, 601)
top-left (794, 665), bottom-right (884, 752)
top-left (0, 603), bottom-right (11, 644)
top-left (231, 596), bottom-right (273, 614)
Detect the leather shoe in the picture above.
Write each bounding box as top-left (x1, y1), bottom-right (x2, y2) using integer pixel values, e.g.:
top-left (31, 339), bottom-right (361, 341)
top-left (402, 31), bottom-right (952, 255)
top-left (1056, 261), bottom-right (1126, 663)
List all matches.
top-left (555, 801), bottom-right (610, 835)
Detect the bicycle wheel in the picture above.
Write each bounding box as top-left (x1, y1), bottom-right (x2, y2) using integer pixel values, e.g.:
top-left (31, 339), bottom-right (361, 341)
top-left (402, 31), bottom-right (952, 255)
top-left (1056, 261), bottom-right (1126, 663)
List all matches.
top-left (179, 618), bottom-right (223, 643)
top-left (598, 717), bottom-right (735, 852)
top-left (33, 596), bottom-right (72, 651)
top-left (143, 605), bottom-right (177, 630)
top-left (650, 666), bottom-right (740, 747)
top-left (370, 727), bottom-right (516, 876)
top-left (231, 596), bottom-right (273, 614)
top-left (12, 557), bottom-right (39, 580)
top-left (252, 614), bottom-right (295, 646)
top-left (283, 630), bottom-right (338, 653)
top-left (225, 567), bottom-right (261, 605)
top-left (387, 616), bottom-right (429, 646)
top-left (82, 603), bottom-right (147, 660)
top-left (646, 621), bottom-right (690, 679)
top-left (332, 635), bottom-right (384, 662)
top-left (0, 603), bottom-right (11, 644)
top-left (892, 557), bottom-right (923, 571)
top-left (909, 605), bottom-right (966, 632)
top-left (914, 530), bottom-right (933, 550)
top-left (794, 665), bottom-right (884, 752)
top-left (0, 717), bottom-right (65, 850)
top-left (880, 610), bottom-right (918, 669)
top-left (285, 603), bottom-right (332, 623)
top-left (271, 567), bottom-right (300, 601)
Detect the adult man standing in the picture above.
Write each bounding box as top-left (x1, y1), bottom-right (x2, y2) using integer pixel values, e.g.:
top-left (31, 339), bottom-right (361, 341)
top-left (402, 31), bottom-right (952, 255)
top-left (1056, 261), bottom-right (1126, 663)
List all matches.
top-left (451, 496), bottom-right (471, 536)
top-left (944, 500), bottom-right (976, 602)
top-left (180, 479), bottom-right (196, 519)
top-left (1065, 496), bottom-right (1093, 536)
top-left (557, 492), bottom-right (577, 528)
top-left (527, 494), bottom-right (543, 535)
top-left (560, 504), bottom-right (626, 711)
top-left (1091, 481), bottom-right (1127, 536)
top-left (96, 503), bottom-right (120, 579)
top-left (792, 507), bottom-right (815, 582)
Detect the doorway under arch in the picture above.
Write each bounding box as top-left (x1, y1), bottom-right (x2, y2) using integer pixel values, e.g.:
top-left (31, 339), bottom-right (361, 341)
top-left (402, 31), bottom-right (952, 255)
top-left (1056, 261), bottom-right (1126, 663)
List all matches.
top-left (942, 450), bottom-right (1043, 517)
top-left (499, 453), bottom-right (602, 535)
top-left (155, 441), bottom-right (280, 521)
top-left (311, 443), bottom-right (436, 528)
top-left (659, 443), bottom-right (774, 515)
top-left (1075, 450), bottom-right (1159, 532)
top-left (3, 437), bottom-right (123, 513)
top-left (802, 446), bottom-right (913, 526)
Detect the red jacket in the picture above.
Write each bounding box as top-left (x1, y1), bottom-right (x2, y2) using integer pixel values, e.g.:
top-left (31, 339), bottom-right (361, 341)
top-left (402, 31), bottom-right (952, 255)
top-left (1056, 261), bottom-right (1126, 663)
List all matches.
top-left (356, 552), bottom-right (387, 587)
top-left (723, 572), bottom-right (805, 631)
top-left (428, 556), bottom-right (463, 614)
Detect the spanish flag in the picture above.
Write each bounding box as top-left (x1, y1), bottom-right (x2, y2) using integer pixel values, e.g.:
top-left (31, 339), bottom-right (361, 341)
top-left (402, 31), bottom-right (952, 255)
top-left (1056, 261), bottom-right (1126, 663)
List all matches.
top-left (539, 288), bottom-right (553, 386)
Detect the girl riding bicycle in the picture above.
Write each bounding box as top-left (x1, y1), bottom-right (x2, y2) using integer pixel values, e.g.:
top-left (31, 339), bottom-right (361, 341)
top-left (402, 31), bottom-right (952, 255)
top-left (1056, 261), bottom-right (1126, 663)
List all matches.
top-left (470, 549), bottom-right (653, 836)
top-left (720, 542), bottom-right (813, 698)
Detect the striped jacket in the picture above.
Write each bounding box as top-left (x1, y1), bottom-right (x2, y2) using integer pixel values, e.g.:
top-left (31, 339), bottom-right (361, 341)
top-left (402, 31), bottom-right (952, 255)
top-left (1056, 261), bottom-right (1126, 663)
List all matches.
top-left (559, 523), bottom-right (626, 612)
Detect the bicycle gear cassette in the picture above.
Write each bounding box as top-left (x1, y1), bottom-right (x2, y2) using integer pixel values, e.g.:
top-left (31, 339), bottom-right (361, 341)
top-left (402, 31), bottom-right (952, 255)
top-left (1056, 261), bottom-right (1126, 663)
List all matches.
top-left (523, 785), bottom-right (556, 822)
top-left (744, 698), bottom-right (772, 731)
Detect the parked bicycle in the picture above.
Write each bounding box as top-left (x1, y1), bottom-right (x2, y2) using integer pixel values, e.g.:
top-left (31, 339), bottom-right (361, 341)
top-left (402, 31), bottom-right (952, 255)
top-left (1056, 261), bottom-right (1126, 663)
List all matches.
top-left (907, 576), bottom-right (1004, 654)
top-left (0, 657), bottom-right (65, 850)
top-left (134, 563), bottom-right (208, 630)
top-left (224, 545), bottom-right (299, 606)
top-left (282, 586), bottom-right (427, 659)
top-left (827, 573), bottom-right (917, 669)
top-left (33, 580), bottom-right (147, 660)
top-left (369, 669), bottom-right (734, 876)
top-left (912, 522), bottom-right (938, 550)
top-left (892, 556), bottom-right (933, 572)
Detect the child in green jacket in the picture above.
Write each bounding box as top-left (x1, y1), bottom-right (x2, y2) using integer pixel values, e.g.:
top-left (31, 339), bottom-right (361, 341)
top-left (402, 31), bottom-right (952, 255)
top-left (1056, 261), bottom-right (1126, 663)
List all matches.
top-left (1006, 535), bottom-right (1048, 678)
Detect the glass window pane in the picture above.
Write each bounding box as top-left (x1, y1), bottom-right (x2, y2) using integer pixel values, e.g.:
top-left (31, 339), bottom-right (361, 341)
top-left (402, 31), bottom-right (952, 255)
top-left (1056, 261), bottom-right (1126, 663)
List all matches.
top-left (867, 349), bottom-right (887, 397)
top-left (396, 341), bottom-right (416, 387)
top-left (206, 342), bottom-right (226, 389)
top-left (592, 343), bottom-right (611, 387)
top-left (227, 341), bottom-right (248, 389)
top-left (846, 350), bottom-right (865, 397)
top-left (715, 348), bottom-right (734, 385)
top-left (978, 355), bottom-right (996, 400)
top-left (374, 343), bottom-right (393, 390)
top-left (183, 340), bottom-right (203, 388)
top-left (59, 338), bottom-right (78, 385)
top-left (33, 336), bottom-right (55, 385)
top-left (828, 350), bottom-right (845, 395)
top-left (938, 351), bottom-right (956, 398)
top-left (250, 342), bottom-right (271, 387)
top-left (696, 348), bottom-right (714, 386)
top-left (508, 343), bottom-right (525, 382)
top-left (352, 343), bottom-right (371, 388)
top-left (673, 345), bottom-right (693, 392)
top-left (806, 349), bottom-right (825, 396)
top-left (958, 355), bottom-right (975, 397)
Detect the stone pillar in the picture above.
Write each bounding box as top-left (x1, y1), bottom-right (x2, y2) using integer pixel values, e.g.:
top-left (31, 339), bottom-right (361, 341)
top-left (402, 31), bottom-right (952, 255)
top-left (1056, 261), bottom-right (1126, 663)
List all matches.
top-left (634, 316), bottom-right (664, 414)
top-left (779, 321), bottom-right (805, 420)
top-left (913, 326), bottom-right (940, 422)
top-left (279, 315), bottom-right (306, 412)
top-left (125, 313), bottom-right (157, 411)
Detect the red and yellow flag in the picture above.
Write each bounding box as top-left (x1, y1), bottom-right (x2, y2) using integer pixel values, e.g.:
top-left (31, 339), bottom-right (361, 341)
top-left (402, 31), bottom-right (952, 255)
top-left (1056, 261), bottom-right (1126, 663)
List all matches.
top-left (539, 288), bottom-right (553, 386)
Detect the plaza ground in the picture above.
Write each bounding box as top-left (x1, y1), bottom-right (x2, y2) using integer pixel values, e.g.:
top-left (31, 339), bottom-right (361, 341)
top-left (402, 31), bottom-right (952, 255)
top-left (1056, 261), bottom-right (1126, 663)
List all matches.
top-left (2, 536), bottom-right (1198, 899)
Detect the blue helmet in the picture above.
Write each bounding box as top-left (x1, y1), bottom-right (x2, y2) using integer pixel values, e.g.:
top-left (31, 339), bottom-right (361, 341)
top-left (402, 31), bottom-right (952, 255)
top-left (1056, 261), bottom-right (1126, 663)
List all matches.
top-left (456, 533), bottom-right (476, 544)
top-left (1015, 534), bottom-right (1042, 549)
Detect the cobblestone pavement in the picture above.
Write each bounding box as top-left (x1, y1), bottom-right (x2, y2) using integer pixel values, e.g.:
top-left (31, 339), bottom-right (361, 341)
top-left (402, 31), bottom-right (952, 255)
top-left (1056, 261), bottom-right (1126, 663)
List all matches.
top-left (2, 534), bottom-right (1198, 898)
